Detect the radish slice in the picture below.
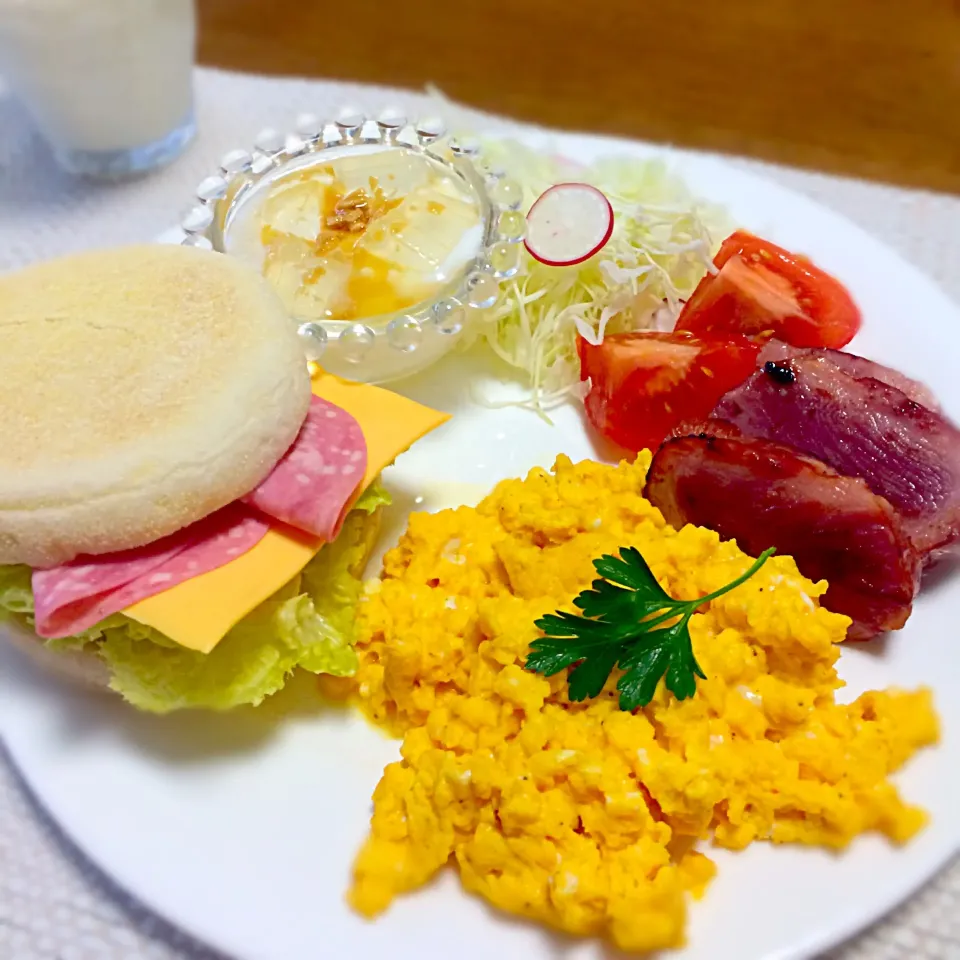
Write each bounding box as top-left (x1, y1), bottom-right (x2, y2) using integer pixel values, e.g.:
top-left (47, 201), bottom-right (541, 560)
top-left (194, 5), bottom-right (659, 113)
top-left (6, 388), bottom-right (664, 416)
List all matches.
top-left (523, 183), bottom-right (614, 267)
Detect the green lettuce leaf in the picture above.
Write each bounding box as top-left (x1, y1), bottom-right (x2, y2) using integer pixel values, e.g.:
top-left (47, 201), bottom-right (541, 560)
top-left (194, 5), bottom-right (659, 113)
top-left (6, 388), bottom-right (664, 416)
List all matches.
top-left (352, 479), bottom-right (393, 515)
top-left (0, 483), bottom-right (389, 713)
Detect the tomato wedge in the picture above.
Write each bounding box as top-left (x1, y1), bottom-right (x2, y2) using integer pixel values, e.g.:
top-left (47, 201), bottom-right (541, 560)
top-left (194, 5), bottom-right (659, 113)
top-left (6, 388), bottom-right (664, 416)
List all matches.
top-left (675, 230), bottom-right (861, 349)
top-left (578, 331), bottom-right (762, 453)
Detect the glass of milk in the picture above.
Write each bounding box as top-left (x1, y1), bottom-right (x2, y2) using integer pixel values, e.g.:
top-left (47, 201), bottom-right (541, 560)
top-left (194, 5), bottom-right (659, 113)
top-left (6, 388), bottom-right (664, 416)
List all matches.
top-left (0, 0), bottom-right (196, 178)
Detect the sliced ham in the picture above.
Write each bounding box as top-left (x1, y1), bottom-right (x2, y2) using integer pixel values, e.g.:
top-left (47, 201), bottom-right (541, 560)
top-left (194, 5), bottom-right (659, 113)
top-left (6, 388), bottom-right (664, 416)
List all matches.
top-left (668, 417), bottom-right (744, 441)
top-left (32, 537), bottom-right (192, 626)
top-left (644, 435), bottom-right (922, 641)
top-left (242, 394), bottom-right (366, 540)
top-left (757, 341), bottom-right (940, 410)
top-left (31, 394), bottom-right (370, 639)
top-left (33, 505), bottom-right (270, 638)
top-left (713, 354), bottom-right (960, 559)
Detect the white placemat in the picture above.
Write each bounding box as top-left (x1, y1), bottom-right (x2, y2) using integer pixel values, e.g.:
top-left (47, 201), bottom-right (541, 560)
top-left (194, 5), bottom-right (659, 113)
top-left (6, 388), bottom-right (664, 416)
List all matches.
top-left (2, 66), bottom-right (960, 960)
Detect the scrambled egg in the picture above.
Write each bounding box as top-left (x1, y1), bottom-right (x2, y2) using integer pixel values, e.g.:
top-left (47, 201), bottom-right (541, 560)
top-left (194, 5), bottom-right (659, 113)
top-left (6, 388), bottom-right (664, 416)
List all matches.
top-left (326, 454), bottom-right (939, 953)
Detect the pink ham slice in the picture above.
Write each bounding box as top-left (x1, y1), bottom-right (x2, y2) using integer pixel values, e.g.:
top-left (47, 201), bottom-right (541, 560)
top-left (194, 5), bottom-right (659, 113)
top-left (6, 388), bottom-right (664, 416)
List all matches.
top-left (33, 504), bottom-right (270, 638)
top-left (242, 394), bottom-right (367, 540)
top-left (31, 394), bottom-right (370, 639)
top-left (33, 537), bottom-right (192, 624)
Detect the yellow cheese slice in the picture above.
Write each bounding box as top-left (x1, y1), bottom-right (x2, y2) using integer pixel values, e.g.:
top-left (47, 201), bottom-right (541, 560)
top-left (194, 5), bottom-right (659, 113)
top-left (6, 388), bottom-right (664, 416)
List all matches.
top-left (123, 371), bottom-right (450, 653)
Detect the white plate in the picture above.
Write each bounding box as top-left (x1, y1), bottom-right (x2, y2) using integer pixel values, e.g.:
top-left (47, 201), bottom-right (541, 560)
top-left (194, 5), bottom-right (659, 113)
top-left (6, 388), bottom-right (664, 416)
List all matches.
top-left (2, 128), bottom-right (959, 960)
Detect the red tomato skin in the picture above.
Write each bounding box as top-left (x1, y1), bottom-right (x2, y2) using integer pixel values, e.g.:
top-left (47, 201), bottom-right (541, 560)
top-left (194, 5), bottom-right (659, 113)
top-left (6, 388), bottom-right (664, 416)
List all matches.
top-left (712, 230), bottom-right (796, 269)
top-left (578, 331), bottom-right (761, 453)
top-left (676, 231), bottom-right (861, 349)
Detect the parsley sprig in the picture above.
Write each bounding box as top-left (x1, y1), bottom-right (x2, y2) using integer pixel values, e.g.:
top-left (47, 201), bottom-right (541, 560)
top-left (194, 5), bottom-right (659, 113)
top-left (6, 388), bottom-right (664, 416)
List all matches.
top-left (524, 546), bottom-right (776, 711)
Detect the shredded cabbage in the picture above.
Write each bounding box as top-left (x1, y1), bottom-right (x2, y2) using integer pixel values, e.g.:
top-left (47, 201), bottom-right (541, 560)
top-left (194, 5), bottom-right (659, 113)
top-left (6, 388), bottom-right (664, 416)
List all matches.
top-left (0, 482), bottom-right (390, 713)
top-left (478, 141), bottom-right (731, 417)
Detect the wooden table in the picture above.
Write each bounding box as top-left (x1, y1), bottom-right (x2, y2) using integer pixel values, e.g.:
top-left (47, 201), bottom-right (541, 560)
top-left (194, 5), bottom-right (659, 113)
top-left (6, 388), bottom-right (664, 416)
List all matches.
top-left (197, 0), bottom-right (960, 194)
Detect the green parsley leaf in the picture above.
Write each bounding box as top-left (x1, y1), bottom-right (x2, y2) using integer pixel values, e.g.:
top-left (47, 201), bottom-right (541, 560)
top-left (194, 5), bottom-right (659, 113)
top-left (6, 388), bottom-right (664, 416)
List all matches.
top-left (525, 546), bottom-right (775, 711)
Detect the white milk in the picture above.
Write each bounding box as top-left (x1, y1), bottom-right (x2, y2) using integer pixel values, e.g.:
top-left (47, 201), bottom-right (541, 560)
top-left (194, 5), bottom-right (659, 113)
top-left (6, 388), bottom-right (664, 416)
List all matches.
top-left (0, 0), bottom-right (195, 170)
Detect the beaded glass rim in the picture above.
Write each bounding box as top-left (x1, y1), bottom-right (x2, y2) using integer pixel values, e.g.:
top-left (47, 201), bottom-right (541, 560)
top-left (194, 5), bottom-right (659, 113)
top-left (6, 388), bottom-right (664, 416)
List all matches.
top-left (178, 108), bottom-right (528, 366)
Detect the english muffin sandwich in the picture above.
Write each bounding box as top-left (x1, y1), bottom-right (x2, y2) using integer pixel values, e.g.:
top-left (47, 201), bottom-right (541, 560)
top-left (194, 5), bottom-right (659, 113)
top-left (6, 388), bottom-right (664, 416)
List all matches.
top-left (0, 244), bottom-right (447, 711)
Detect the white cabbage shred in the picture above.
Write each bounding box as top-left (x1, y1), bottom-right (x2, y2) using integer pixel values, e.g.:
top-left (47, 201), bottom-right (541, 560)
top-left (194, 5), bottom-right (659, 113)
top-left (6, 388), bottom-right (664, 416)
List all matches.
top-left (475, 141), bottom-right (730, 417)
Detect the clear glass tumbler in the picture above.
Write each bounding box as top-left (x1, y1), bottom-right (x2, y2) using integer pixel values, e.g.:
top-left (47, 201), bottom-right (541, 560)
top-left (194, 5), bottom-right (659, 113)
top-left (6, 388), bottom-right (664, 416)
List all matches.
top-left (0, 0), bottom-right (196, 178)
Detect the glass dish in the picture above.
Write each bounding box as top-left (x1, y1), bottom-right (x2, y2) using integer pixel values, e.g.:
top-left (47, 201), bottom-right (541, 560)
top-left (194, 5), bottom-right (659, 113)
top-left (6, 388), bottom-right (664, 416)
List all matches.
top-left (179, 110), bottom-right (526, 383)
